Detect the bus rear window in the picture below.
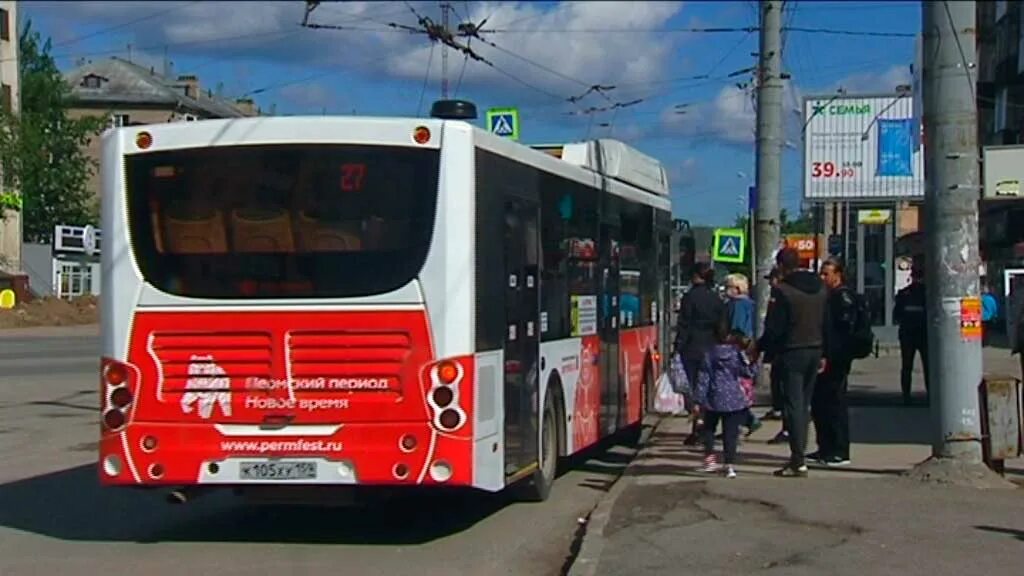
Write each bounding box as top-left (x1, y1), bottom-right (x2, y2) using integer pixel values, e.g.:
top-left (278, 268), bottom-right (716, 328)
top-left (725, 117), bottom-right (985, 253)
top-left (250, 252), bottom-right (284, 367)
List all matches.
top-left (125, 144), bottom-right (441, 299)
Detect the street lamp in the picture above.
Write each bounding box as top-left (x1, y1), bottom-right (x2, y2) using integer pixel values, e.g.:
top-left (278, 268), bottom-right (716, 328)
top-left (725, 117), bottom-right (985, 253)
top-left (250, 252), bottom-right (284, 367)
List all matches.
top-left (861, 85), bottom-right (912, 141)
top-left (802, 87), bottom-right (846, 134)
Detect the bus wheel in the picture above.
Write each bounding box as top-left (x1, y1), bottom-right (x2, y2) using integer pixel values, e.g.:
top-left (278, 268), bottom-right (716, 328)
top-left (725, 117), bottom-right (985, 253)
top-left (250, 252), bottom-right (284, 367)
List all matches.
top-left (520, 390), bottom-right (558, 502)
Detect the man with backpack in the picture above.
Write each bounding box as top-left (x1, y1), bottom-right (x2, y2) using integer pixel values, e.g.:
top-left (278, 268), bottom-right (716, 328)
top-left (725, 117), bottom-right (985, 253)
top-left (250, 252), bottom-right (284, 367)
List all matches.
top-left (809, 258), bottom-right (872, 467)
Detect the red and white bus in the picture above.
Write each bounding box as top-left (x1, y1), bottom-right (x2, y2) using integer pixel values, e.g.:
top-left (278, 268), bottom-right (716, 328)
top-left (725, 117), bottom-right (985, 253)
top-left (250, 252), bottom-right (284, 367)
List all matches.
top-left (98, 105), bottom-right (674, 502)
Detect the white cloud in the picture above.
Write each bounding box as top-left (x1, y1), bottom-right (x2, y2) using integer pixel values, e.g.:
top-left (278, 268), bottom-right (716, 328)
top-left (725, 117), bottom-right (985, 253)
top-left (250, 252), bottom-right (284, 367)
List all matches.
top-left (659, 84), bottom-right (760, 145)
top-left (32, 1), bottom-right (686, 107)
top-left (834, 64), bottom-right (912, 94)
top-left (280, 82), bottom-right (337, 111)
top-left (390, 1), bottom-right (687, 94)
top-left (669, 157), bottom-right (701, 187)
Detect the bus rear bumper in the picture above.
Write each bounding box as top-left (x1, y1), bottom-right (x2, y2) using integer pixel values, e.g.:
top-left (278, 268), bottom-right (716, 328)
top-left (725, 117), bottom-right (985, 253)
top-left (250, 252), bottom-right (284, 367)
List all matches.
top-left (98, 421), bottom-right (472, 488)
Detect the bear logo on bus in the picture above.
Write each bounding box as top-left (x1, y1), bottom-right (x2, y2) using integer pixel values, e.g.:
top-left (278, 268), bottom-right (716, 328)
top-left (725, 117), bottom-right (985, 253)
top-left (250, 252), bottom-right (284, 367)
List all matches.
top-left (180, 354), bottom-right (232, 419)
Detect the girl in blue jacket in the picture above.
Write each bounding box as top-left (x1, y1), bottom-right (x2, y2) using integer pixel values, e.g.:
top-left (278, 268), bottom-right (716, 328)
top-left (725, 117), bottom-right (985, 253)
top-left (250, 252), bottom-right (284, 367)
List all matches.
top-left (694, 325), bottom-right (757, 478)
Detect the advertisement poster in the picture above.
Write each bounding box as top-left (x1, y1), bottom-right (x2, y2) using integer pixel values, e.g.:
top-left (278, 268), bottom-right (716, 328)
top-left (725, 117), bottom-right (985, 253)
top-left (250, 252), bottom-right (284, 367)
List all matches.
top-left (570, 295), bottom-right (598, 337)
top-left (960, 297), bottom-right (982, 341)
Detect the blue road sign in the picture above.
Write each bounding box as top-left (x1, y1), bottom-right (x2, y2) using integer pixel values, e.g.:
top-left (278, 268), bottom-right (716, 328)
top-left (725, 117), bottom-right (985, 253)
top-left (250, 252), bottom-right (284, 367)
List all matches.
top-left (713, 228), bottom-right (746, 264)
top-left (486, 107), bottom-right (520, 140)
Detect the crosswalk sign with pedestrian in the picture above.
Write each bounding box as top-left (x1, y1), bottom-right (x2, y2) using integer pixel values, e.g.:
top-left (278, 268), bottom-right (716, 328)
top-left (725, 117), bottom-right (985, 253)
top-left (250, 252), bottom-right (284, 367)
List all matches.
top-left (712, 228), bottom-right (746, 264)
top-left (487, 107), bottom-right (520, 141)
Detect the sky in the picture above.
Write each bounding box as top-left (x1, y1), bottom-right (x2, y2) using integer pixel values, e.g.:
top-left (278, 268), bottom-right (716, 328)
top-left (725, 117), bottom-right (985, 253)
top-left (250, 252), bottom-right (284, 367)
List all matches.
top-left (18, 0), bottom-right (921, 226)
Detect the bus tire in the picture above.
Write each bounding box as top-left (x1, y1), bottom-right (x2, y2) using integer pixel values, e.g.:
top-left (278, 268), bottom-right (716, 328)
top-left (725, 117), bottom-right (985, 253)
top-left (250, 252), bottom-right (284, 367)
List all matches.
top-left (520, 388), bottom-right (558, 502)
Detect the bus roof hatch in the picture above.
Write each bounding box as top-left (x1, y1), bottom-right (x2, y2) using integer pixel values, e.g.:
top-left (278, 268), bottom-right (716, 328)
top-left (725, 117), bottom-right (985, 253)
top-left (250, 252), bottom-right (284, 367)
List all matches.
top-left (558, 139), bottom-right (670, 197)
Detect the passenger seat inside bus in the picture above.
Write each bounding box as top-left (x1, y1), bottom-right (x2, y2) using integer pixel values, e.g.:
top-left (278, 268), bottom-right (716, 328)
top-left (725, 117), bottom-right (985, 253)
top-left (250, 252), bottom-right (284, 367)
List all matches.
top-left (161, 209), bottom-right (228, 254)
top-left (296, 211), bottom-right (362, 251)
top-left (231, 207), bottom-right (296, 253)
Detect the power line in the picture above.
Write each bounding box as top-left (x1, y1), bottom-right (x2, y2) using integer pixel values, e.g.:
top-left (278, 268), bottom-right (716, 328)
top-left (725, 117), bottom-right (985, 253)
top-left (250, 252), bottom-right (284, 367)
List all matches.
top-left (481, 26), bottom-right (914, 38)
top-left (52, 1), bottom-right (202, 48)
top-left (485, 26), bottom-right (759, 34)
top-left (453, 48), bottom-right (470, 97)
top-left (383, 7), bottom-right (588, 106)
top-left (417, 44), bottom-right (436, 115)
top-left (941, 0), bottom-right (977, 108)
top-left (2, 29), bottom-right (321, 64)
top-left (466, 33), bottom-right (622, 106)
top-left (782, 26), bottom-right (914, 38)
top-left (238, 48), bottom-right (396, 100)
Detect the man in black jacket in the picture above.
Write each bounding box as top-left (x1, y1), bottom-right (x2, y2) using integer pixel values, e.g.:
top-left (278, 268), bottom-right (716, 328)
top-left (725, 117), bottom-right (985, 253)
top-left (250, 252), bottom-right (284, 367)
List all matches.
top-left (894, 261), bottom-right (928, 405)
top-left (674, 262), bottom-right (726, 383)
top-left (757, 248), bottom-right (829, 477)
top-left (810, 258), bottom-right (858, 467)
top-left (674, 262), bottom-right (726, 444)
top-left (763, 267), bottom-right (789, 445)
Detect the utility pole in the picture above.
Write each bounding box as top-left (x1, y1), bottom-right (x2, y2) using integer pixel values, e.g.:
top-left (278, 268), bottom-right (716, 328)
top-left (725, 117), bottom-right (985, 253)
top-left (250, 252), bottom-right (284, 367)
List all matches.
top-left (920, 1), bottom-right (983, 463)
top-left (753, 0), bottom-right (783, 336)
top-left (440, 2), bottom-right (450, 99)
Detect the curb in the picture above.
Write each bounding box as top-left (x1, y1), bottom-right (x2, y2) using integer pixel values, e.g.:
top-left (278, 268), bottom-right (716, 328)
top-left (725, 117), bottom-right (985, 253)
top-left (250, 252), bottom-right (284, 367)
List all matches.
top-left (0, 323), bottom-right (99, 338)
top-left (566, 413), bottom-right (667, 576)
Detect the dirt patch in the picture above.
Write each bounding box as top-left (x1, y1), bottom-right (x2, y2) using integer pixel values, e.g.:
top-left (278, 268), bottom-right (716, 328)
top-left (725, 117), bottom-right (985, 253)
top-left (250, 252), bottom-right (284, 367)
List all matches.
top-left (0, 295), bottom-right (99, 329)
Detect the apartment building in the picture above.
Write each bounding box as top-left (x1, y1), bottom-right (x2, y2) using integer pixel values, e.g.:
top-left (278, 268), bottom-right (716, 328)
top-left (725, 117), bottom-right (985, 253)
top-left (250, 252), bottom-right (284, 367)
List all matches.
top-left (977, 0), bottom-right (1024, 322)
top-left (64, 56), bottom-right (260, 202)
top-left (0, 0), bottom-right (21, 276)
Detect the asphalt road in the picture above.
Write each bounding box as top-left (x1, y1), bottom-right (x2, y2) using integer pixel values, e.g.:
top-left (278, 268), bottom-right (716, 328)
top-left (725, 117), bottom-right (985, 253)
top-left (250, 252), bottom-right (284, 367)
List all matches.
top-left (0, 327), bottom-right (639, 576)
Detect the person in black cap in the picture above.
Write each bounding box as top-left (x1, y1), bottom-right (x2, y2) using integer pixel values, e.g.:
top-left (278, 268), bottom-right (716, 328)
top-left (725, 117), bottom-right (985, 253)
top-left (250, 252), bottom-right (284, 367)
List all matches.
top-left (757, 247), bottom-right (829, 477)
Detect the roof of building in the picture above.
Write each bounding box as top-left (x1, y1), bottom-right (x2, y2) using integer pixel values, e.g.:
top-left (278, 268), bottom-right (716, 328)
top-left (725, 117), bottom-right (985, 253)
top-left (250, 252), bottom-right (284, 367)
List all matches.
top-left (64, 57), bottom-right (251, 118)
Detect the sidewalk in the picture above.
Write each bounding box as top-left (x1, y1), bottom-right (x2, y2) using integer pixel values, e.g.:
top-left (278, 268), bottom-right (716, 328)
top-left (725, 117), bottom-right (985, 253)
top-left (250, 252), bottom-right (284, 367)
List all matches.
top-left (572, 350), bottom-right (1024, 576)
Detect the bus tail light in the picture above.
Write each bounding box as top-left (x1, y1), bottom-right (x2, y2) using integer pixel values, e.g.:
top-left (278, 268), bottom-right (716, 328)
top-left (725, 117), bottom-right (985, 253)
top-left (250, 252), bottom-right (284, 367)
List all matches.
top-left (431, 386), bottom-right (454, 408)
top-left (101, 357), bottom-right (139, 433)
top-left (437, 361), bottom-right (458, 384)
top-left (135, 131), bottom-right (153, 149)
top-left (413, 126), bottom-right (431, 144)
top-left (424, 357), bottom-right (468, 433)
top-left (103, 408), bottom-right (126, 430)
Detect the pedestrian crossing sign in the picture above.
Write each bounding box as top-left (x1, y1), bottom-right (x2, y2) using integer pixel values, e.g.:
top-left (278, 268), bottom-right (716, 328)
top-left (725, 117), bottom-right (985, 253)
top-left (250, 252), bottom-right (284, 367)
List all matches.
top-left (713, 228), bottom-right (746, 264)
top-left (487, 107), bottom-right (520, 140)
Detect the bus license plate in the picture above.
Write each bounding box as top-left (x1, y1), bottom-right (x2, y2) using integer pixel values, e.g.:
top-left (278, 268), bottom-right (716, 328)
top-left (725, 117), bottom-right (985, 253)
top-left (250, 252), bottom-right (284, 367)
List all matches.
top-left (239, 461), bottom-right (317, 480)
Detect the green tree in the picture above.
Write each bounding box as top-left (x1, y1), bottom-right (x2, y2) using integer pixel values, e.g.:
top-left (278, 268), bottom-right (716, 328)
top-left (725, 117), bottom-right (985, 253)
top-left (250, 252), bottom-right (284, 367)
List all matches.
top-left (733, 208), bottom-right (814, 235)
top-left (0, 20), bottom-right (107, 243)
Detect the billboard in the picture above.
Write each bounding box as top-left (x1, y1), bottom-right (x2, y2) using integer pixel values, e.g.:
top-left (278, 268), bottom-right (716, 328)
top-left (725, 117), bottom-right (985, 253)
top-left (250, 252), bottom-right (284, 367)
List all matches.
top-left (982, 145), bottom-right (1024, 199)
top-left (803, 94), bottom-right (924, 201)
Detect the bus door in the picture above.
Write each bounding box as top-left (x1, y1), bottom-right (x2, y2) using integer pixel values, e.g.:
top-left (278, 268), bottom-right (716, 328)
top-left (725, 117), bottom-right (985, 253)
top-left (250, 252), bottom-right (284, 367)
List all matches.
top-left (502, 198), bottom-right (541, 477)
top-left (599, 221), bottom-right (622, 435)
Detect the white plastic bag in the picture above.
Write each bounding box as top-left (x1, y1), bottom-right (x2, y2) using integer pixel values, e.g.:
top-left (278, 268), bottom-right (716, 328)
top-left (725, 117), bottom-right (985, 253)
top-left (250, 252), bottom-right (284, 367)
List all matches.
top-left (654, 372), bottom-right (686, 415)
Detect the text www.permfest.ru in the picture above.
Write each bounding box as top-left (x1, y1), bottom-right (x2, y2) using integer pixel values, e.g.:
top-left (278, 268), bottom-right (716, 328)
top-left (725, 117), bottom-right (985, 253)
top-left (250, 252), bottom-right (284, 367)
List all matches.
top-left (220, 440), bottom-right (344, 453)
